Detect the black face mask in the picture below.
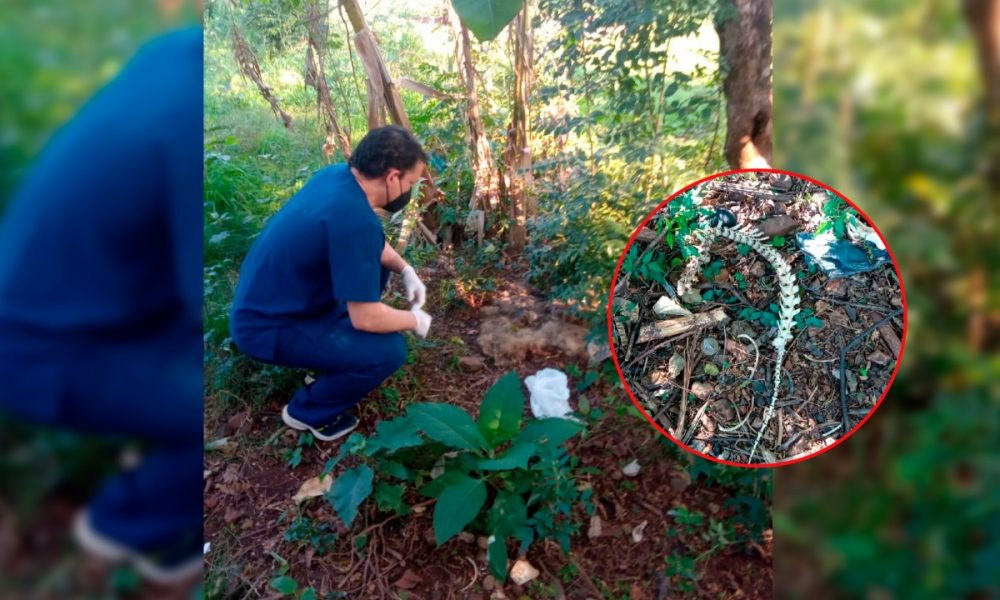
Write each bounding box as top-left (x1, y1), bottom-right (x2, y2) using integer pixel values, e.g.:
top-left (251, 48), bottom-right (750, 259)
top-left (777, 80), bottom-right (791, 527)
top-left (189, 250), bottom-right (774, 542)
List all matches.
top-left (384, 187), bottom-right (412, 213)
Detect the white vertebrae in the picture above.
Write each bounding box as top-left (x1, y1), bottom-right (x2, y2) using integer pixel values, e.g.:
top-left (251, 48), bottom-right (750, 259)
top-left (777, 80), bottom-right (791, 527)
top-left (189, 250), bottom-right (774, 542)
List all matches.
top-left (676, 222), bottom-right (800, 463)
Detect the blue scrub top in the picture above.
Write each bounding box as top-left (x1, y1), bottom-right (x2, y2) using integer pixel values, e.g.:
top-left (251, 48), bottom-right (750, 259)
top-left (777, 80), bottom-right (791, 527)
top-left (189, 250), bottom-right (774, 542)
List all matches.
top-left (0, 28), bottom-right (202, 419)
top-left (230, 164), bottom-right (385, 360)
top-left (0, 27), bottom-right (202, 346)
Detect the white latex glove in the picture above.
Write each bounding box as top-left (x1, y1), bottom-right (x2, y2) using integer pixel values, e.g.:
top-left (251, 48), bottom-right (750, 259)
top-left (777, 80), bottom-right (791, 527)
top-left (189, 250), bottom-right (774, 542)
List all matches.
top-left (401, 265), bottom-right (427, 309)
top-left (410, 307), bottom-right (432, 338)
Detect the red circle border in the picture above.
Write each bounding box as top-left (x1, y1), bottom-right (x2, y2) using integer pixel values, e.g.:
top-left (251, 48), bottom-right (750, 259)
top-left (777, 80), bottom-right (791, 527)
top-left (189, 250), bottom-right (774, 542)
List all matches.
top-left (606, 168), bottom-right (909, 469)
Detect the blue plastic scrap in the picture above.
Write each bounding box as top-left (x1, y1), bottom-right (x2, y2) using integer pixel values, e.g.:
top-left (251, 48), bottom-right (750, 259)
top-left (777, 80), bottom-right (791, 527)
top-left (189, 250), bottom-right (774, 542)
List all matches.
top-left (794, 231), bottom-right (891, 279)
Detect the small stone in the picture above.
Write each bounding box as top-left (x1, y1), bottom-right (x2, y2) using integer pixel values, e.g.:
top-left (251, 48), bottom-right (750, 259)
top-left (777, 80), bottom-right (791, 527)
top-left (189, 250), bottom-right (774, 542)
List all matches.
top-left (652, 296), bottom-right (692, 319)
top-left (587, 341), bottom-right (611, 365)
top-left (867, 350), bottom-right (891, 366)
top-left (588, 515), bottom-right (603, 539)
top-left (631, 520), bottom-right (649, 543)
top-left (691, 382), bottom-right (714, 400)
top-left (667, 353), bottom-right (685, 379)
top-left (757, 215), bottom-right (798, 237)
top-left (846, 370), bottom-right (858, 393)
top-left (483, 575), bottom-right (496, 591)
top-left (509, 559), bottom-right (540, 585)
top-left (670, 468), bottom-right (692, 491)
top-left (458, 532), bottom-right (475, 544)
top-left (458, 356), bottom-right (486, 372)
top-left (825, 279), bottom-right (850, 298)
top-left (477, 536), bottom-right (489, 550)
top-left (226, 411), bottom-right (250, 434)
top-left (701, 337), bottom-right (720, 355)
top-left (482, 305), bottom-right (501, 316)
top-left (711, 400), bottom-right (735, 422)
top-left (752, 417), bottom-right (763, 429)
top-left (622, 459), bottom-right (641, 477)
top-left (750, 262), bottom-right (766, 278)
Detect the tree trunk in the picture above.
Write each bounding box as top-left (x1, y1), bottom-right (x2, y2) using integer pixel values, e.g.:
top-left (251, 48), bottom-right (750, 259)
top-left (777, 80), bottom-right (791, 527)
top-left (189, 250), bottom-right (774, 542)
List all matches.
top-left (230, 24), bottom-right (293, 130)
top-left (505, 2), bottom-right (534, 254)
top-left (964, 0), bottom-right (1000, 188)
top-left (716, 0), bottom-right (772, 169)
top-left (305, 0), bottom-right (352, 159)
top-left (459, 22), bottom-right (499, 215)
top-left (963, 0), bottom-right (1000, 352)
top-left (340, 0), bottom-right (443, 214)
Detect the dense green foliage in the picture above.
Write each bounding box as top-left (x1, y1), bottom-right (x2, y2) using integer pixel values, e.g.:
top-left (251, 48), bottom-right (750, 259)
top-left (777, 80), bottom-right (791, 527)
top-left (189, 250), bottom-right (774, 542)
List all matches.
top-left (322, 372), bottom-right (591, 581)
top-left (202, 0), bottom-right (728, 410)
top-left (529, 0), bottom-right (726, 318)
top-left (774, 0), bottom-right (1000, 596)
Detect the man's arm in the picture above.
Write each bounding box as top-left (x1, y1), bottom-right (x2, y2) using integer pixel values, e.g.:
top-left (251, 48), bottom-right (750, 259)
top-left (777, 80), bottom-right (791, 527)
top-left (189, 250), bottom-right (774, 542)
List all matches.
top-left (381, 241), bottom-right (408, 272)
top-left (347, 301), bottom-right (417, 333)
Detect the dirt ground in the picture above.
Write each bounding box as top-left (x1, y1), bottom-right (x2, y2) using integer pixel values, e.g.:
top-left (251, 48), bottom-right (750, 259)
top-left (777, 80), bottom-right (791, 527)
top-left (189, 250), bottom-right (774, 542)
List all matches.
top-left (611, 172), bottom-right (905, 465)
top-left (204, 263), bottom-right (773, 599)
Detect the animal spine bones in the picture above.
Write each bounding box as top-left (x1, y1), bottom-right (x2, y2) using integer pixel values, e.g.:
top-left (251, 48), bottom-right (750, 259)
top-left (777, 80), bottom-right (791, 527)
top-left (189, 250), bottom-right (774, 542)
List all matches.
top-left (676, 222), bottom-right (800, 463)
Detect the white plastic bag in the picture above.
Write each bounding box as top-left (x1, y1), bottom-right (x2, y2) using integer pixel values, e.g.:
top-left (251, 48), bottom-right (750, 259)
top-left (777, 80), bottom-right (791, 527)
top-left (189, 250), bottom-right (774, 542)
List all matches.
top-left (525, 368), bottom-right (574, 419)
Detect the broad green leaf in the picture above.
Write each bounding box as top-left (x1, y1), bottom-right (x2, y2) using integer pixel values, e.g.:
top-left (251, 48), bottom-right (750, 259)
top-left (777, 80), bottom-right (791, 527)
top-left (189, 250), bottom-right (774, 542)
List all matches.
top-left (487, 534), bottom-right (509, 580)
top-left (269, 576), bottom-right (297, 596)
top-left (477, 441), bottom-right (536, 471)
top-left (418, 468), bottom-right (467, 499)
top-left (300, 589), bottom-right (317, 600)
top-left (433, 474), bottom-right (487, 545)
top-left (452, 0), bottom-right (523, 42)
top-left (365, 415), bottom-right (423, 455)
top-left (409, 403), bottom-right (489, 451)
top-left (477, 371), bottom-right (525, 448)
top-left (489, 490), bottom-right (527, 536)
top-left (374, 482), bottom-right (409, 516)
top-left (326, 465), bottom-right (373, 527)
top-left (378, 459), bottom-right (412, 482)
top-left (514, 418), bottom-right (584, 449)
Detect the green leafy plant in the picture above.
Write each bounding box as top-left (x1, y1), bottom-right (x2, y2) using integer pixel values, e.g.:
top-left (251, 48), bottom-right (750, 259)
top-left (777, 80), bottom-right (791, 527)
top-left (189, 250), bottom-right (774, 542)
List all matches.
top-left (815, 195), bottom-right (861, 240)
top-left (738, 305), bottom-right (779, 329)
top-left (793, 307), bottom-right (824, 329)
top-left (664, 552), bottom-right (700, 593)
top-left (284, 432), bottom-right (314, 469)
top-left (771, 235), bottom-right (786, 248)
top-left (621, 246), bottom-right (670, 289)
top-left (268, 552), bottom-right (319, 599)
top-left (281, 514), bottom-right (338, 555)
top-left (322, 372), bottom-right (592, 581)
top-left (668, 506), bottom-right (705, 535)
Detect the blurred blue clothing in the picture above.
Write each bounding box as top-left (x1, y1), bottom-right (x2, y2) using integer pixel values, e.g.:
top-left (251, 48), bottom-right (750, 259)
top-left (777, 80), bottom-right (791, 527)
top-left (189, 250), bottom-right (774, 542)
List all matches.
top-left (0, 27), bottom-right (202, 555)
top-left (231, 163), bottom-right (385, 362)
top-left (231, 165), bottom-right (404, 426)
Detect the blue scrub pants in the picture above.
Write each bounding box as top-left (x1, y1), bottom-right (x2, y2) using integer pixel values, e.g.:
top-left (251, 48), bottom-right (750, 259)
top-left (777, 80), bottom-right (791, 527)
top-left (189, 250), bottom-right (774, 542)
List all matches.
top-left (249, 267), bottom-right (406, 426)
top-left (0, 327), bottom-right (202, 555)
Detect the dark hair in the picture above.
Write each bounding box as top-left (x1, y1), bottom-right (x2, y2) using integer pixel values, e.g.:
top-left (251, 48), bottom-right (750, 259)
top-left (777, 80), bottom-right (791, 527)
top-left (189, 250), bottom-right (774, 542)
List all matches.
top-left (348, 125), bottom-right (429, 178)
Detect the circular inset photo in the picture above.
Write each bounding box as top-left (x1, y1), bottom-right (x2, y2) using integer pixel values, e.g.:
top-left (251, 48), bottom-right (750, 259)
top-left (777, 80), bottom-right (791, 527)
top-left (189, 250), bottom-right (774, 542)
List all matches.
top-left (608, 170), bottom-right (906, 467)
